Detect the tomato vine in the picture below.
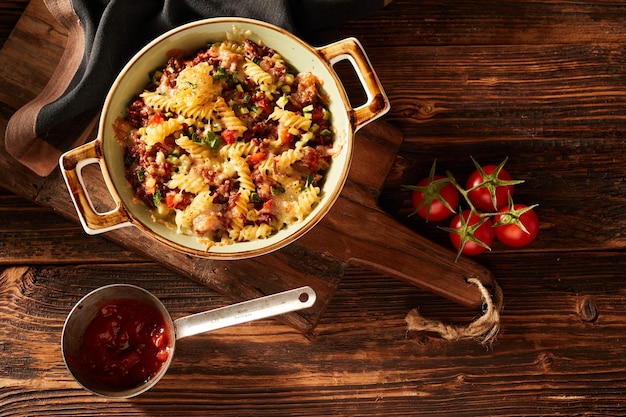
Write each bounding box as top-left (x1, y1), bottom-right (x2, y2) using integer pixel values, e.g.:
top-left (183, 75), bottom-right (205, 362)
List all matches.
top-left (403, 157), bottom-right (539, 259)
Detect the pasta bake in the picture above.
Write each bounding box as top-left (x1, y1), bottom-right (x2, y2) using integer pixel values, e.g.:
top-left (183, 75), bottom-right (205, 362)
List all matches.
top-left (114, 28), bottom-right (335, 248)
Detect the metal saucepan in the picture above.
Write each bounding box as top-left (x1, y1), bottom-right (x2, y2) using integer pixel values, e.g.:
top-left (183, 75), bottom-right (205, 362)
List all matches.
top-left (61, 284), bottom-right (316, 398)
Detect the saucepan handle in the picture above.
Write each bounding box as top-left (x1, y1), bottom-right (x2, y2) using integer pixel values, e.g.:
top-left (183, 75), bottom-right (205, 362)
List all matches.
top-left (59, 139), bottom-right (132, 234)
top-left (318, 37), bottom-right (390, 131)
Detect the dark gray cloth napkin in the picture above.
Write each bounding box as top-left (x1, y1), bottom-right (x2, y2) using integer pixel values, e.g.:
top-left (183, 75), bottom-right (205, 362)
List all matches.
top-left (6, 0), bottom-right (384, 176)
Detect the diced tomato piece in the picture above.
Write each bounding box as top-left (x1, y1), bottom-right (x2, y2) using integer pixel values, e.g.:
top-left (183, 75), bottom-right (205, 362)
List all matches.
top-left (254, 95), bottom-right (272, 114)
top-left (118, 352), bottom-right (141, 373)
top-left (148, 111), bottom-right (165, 126)
top-left (221, 129), bottom-right (238, 144)
top-left (311, 106), bottom-right (324, 122)
top-left (246, 151), bottom-right (266, 166)
top-left (165, 194), bottom-right (177, 209)
top-left (156, 348), bottom-right (169, 363)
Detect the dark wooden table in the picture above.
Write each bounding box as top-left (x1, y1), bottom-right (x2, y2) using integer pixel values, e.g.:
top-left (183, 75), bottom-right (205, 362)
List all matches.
top-left (2, 1), bottom-right (626, 415)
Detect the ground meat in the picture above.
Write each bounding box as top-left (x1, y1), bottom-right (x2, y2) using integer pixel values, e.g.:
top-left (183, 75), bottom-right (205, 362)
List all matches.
top-left (290, 72), bottom-right (319, 109)
top-left (243, 39), bottom-right (271, 61)
top-left (191, 47), bottom-right (220, 66)
top-left (126, 99), bottom-right (152, 128)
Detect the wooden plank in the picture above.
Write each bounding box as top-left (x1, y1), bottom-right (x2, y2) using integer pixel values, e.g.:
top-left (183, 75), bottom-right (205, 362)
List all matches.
top-left (337, 13), bottom-right (626, 255)
top-left (349, 43), bottom-right (626, 252)
top-left (335, 5), bottom-right (626, 256)
top-left (0, 188), bottom-right (146, 264)
top-left (0, 1), bottom-right (28, 47)
top-left (381, 137), bottom-right (626, 252)
top-left (337, 44), bottom-right (626, 141)
top-left (339, 0), bottom-right (626, 47)
top-left (1, 251), bottom-right (625, 414)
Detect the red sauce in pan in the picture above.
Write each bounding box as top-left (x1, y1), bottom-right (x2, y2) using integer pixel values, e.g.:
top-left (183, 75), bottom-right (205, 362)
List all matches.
top-left (78, 298), bottom-right (171, 391)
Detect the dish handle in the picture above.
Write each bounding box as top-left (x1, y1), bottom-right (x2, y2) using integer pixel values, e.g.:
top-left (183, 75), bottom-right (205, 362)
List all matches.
top-left (59, 139), bottom-right (132, 235)
top-left (318, 37), bottom-right (390, 131)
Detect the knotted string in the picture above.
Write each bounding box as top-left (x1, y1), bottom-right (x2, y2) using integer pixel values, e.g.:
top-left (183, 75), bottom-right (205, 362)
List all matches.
top-left (405, 277), bottom-right (503, 346)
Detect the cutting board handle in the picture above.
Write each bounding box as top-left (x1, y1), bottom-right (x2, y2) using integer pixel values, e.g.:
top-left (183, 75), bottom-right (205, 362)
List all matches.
top-left (59, 139), bottom-right (132, 234)
top-left (318, 38), bottom-right (390, 131)
top-left (302, 191), bottom-right (494, 309)
top-left (347, 210), bottom-right (494, 308)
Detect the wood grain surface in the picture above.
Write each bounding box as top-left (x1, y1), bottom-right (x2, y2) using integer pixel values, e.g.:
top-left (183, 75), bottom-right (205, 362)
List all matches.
top-left (2, 0), bottom-right (626, 415)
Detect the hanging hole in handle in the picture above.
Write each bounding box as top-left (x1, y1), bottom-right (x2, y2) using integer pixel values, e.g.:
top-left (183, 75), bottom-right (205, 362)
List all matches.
top-left (79, 162), bottom-right (119, 214)
top-left (61, 141), bottom-right (132, 234)
top-left (333, 60), bottom-right (368, 109)
top-left (299, 292), bottom-right (311, 303)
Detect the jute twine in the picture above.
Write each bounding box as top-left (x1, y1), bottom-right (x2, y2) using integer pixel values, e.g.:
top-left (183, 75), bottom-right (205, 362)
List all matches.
top-left (405, 277), bottom-right (503, 346)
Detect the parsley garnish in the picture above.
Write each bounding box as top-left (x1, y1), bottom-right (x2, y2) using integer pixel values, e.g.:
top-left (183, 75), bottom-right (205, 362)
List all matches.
top-left (204, 131), bottom-right (224, 151)
top-left (271, 186), bottom-right (286, 195)
top-left (300, 174), bottom-right (315, 191)
top-left (153, 189), bottom-right (162, 207)
top-left (213, 66), bottom-right (228, 80)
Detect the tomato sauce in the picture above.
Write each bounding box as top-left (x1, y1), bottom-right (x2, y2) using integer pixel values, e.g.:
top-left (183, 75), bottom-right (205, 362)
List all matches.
top-left (78, 298), bottom-right (171, 391)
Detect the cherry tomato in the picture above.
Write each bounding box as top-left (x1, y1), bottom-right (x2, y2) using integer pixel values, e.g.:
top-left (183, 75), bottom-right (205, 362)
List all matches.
top-left (410, 175), bottom-right (459, 222)
top-left (493, 204), bottom-right (539, 247)
top-left (466, 163), bottom-right (518, 212)
top-left (447, 210), bottom-right (494, 256)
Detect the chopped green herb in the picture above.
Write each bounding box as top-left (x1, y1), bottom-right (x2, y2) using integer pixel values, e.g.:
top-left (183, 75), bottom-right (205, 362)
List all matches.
top-left (271, 186), bottom-right (286, 195)
top-left (305, 174), bottom-right (315, 187)
top-left (153, 189), bottom-right (162, 207)
top-left (320, 129), bottom-right (332, 137)
top-left (250, 192), bottom-right (262, 203)
top-left (213, 66), bottom-right (228, 80)
top-left (204, 131), bottom-right (223, 151)
top-left (137, 169), bottom-right (145, 182)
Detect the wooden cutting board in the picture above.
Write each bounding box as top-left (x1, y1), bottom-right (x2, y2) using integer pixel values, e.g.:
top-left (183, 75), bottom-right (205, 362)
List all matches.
top-left (0, 0), bottom-right (492, 333)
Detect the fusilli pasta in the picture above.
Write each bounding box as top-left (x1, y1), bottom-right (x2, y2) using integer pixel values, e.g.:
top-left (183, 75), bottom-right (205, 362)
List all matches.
top-left (119, 27), bottom-right (336, 249)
